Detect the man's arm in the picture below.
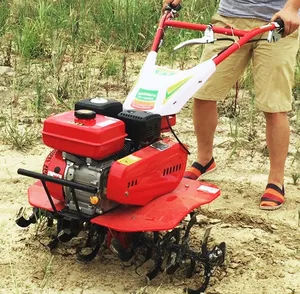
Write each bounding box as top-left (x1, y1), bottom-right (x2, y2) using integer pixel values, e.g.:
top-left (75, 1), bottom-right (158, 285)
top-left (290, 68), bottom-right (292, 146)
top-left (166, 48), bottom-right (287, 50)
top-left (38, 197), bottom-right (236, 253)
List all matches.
top-left (284, 0), bottom-right (300, 10)
top-left (272, 0), bottom-right (300, 36)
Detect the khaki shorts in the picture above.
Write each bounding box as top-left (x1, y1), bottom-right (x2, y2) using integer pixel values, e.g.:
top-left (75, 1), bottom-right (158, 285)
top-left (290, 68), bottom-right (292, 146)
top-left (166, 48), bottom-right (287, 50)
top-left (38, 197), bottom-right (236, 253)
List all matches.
top-left (194, 14), bottom-right (299, 113)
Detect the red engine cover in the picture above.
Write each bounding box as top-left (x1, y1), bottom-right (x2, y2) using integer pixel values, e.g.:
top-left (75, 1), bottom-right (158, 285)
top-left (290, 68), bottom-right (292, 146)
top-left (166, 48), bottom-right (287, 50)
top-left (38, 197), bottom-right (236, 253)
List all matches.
top-left (42, 111), bottom-right (127, 159)
top-left (42, 150), bottom-right (66, 202)
top-left (106, 138), bottom-right (187, 206)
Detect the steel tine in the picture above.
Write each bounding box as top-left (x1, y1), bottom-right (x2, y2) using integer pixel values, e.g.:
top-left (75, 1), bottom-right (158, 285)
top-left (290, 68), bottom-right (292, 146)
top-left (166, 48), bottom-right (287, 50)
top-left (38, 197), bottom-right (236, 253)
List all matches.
top-left (77, 244), bottom-right (102, 264)
top-left (76, 229), bottom-right (106, 264)
top-left (182, 214), bottom-right (197, 244)
top-left (201, 227), bottom-right (212, 256)
top-left (186, 259), bottom-right (196, 278)
top-left (110, 238), bottom-right (134, 262)
top-left (48, 237), bottom-right (59, 250)
top-left (145, 257), bottom-right (163, 281)
top-left (15, 207), bottom-right (38, 228)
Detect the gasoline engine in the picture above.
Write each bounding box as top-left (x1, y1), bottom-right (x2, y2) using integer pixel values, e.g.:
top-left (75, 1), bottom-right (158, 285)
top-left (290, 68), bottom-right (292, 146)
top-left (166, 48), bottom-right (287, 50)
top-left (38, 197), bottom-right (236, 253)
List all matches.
top-left (39, 97), bottom-right (186, 216)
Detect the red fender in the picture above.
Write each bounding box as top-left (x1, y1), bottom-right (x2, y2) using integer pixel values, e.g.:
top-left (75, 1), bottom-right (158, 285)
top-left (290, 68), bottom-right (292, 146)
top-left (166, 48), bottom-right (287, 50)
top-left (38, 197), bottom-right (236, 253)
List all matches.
top-left (91, 178), bottom-right (220, 232)
top-left (28, 181), bottom-right (65, 211)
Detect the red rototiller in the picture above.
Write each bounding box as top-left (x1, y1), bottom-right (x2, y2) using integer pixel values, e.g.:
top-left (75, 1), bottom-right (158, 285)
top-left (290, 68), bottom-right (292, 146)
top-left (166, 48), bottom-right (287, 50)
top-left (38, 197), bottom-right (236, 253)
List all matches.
top-left (16, 5), bottom-right (284, 293)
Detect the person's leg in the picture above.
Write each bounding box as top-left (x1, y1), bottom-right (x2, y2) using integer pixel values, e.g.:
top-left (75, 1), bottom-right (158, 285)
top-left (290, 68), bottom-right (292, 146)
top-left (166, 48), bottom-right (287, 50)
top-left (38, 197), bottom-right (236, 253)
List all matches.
top-left (183, 99), bottom-right (218, 180)
top-left (184, 15), bottom-right (253, 180)
top-left (193, 99), bottom-right (217, 166)
top-left (252, 23), bottom-right (299, 209)
top-left (259, 112), bottom-right (289, 209)
top-left (264, 112), bottom-right (290, 188)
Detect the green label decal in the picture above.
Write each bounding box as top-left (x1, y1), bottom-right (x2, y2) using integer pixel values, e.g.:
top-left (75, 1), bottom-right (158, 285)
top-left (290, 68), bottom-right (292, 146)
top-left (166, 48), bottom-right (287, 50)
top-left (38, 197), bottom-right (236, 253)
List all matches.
top-left (136, 88), bottom-right (159, 102)
top-left (131, 88), bottom-right (159, 110)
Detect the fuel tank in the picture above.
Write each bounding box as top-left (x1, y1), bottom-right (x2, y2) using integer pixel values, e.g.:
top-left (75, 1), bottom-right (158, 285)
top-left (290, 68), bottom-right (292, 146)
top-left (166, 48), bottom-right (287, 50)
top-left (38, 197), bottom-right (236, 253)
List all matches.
top-left (42, 110), bottom-right (127, 160)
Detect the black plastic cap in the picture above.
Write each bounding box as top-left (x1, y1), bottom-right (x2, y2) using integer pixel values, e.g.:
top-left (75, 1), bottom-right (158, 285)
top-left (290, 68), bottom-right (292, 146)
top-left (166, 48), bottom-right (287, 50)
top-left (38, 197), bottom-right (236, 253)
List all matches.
top-left (75, 109), bottom-right (96, 120)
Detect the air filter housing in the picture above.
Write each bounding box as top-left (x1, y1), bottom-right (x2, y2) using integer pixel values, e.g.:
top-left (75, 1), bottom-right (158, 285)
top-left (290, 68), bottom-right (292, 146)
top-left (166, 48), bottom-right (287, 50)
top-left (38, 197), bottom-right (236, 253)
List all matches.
top-left (118, 110), bottom-right (161, 144)
top-left (75, 97), bottom-right (123, 118)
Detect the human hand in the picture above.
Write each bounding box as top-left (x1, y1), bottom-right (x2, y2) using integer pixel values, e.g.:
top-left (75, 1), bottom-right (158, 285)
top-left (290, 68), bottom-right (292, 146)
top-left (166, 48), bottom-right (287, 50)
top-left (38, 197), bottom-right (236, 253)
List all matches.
top-left (162, 0), bottom-right (182, 14)
top-left (271, 5), bottom-right (300, 37)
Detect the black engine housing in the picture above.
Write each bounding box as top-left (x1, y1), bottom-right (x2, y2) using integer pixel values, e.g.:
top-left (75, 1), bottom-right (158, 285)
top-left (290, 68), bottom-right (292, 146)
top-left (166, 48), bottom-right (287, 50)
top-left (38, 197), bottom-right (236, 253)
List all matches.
top-left (118, 110), bottom-right (161, 144)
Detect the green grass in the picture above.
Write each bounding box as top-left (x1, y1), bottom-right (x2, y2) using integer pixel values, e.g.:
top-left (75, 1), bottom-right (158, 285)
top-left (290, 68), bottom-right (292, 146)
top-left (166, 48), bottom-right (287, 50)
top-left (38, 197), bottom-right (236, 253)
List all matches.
top-left (0, 0), bottom-right (299, 155)
top-left (0, 0), bottom-right (219, 60)
top-left (0, 0), bottom-right (10, 36)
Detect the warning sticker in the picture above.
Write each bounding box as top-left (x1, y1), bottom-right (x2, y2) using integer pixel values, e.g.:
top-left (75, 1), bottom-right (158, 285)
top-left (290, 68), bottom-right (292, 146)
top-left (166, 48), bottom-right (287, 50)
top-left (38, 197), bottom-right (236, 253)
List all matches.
top-left (150, 141), bottom-right (170, 151)
top-left (48, 171), bottom-right (62, 179)
top-left (118, 154), bottom-right (142, 166)
top-left (197, 185), bottom-right (220, 194)
top-left (97, 120), bottom-right (116, 127)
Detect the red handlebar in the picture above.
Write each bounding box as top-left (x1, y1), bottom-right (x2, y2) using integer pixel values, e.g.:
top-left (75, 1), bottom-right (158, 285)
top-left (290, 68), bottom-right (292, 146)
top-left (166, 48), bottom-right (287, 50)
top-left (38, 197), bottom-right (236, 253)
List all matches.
top-left (151, 12), bottom-right (172, 52)
top-left (151, 13), bottom-right (279, 66)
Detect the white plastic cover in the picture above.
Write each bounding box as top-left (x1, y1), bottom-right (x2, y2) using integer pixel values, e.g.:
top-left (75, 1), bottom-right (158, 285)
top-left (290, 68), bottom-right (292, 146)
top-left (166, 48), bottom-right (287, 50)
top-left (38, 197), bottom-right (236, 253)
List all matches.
top-left (123, 51), bottom-right (216, 116)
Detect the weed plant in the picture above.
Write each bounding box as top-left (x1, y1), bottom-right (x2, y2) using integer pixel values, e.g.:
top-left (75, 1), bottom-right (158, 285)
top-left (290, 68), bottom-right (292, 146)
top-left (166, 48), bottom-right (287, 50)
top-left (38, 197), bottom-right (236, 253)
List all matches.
top-left (2, 118), bottom-right (40, 150)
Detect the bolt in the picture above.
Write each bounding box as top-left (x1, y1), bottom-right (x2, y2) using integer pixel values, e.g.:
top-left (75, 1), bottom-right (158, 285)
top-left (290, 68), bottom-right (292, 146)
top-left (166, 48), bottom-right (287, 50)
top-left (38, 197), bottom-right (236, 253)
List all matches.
top-left (125, 191), bottom-right (129, 197)
top-left (217, 249), bottom-right (223, 256)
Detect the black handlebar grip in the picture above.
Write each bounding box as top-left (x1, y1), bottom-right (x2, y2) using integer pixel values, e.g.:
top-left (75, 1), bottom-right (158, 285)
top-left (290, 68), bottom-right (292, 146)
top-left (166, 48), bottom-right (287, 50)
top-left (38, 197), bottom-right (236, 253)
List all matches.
top-left (274, 18), bottom-right (284, 33)
top-left (165, 4), bottom-right (182, 12)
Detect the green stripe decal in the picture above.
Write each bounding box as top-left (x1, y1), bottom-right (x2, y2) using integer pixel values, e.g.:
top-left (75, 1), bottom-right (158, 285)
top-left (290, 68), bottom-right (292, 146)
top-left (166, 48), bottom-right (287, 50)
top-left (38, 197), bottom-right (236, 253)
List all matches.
top-left (164, 76), bottom-right (192, 104)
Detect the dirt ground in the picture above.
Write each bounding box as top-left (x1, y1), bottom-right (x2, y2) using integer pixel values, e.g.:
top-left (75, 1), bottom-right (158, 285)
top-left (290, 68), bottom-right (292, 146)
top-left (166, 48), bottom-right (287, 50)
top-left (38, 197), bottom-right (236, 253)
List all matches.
top-left (1, 65), bottom-right (300, 293)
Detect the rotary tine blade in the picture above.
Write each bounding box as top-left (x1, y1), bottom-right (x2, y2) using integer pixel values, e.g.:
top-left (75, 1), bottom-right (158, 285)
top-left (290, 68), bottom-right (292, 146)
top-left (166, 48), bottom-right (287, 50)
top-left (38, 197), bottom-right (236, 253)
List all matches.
top-left (166, 215), bottom-right (197, 276)
top-left (185, 227), bottom-right (226, 294)
top-left (47, 218), bottom-right (54, 227)
top-left (57, 229), bottom-right (74, 242)
top-left (110, 238), bottom-right (134, 262)
top-left (184, 259), bottom-right (211, 294)
top-left (57, 219), bottom-right (82, 243)
top-left (217, 242), bottom-right (226, 265)
top-left (76, 243), bottom-right (102, 264)
top-left (182, 213), bottom-right (197, 244)
top-left (201, 227), bottom-right (212, 256)
top-left (135, 245), bottom-right (153, 275)
top-left (139, 244), bottom-right (153, 267)
top-left (15, 207), bottom-right (38, 228)
top-left (185, 277), bottom-right (209, 294)
top-left (48, 237), bottom-right (59, 250)
top-left (165, 228), bottom-right (181, 275)
top-left (185, 257), bottom-right (211, 294)
top-left (144, 245), bottom-right (153, 262)
top-left (185, 259), bottom-right (196, 278)
top-left (145, 257), bottom-right (163, 282)
top-left (167, 215), bottom-right (197, 276)
top-left (77, 228), bottom-right (106, 264)
top-left (208, 242), bottom-right (226, 267)
top-left (166, 252), bottom-right (180, 275)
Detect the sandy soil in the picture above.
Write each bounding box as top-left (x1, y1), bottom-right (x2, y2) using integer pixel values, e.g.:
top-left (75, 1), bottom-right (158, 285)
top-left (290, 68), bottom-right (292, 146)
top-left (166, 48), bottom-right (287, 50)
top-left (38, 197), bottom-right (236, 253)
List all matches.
top-left (1, 104), bottom-right (300, 294)
top-left (0, 56), bottom-right (300, 294)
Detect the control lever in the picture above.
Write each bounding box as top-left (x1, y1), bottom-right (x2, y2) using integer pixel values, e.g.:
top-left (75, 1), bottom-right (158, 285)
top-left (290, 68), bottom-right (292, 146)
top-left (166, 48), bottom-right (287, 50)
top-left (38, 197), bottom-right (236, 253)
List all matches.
top-left (174, 25), bottom-right (215, 51)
